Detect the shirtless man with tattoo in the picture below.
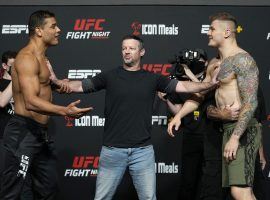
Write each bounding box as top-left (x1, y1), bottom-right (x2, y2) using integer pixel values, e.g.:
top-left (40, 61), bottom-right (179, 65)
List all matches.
top-left (168, 12), bottom-right (260, 200)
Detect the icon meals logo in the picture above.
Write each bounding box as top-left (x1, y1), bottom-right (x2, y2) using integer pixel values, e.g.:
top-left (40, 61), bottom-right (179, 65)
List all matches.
top-left (155, 162), bottom-right (179, 174)
top-left (131, 21), bottom-right (179, 36)
top-left (66, 19), bottom-right (111, 40)
top-left (2, 25), bottom-right (28, 34)
top-left (64, 115), bottom-right (105, 127)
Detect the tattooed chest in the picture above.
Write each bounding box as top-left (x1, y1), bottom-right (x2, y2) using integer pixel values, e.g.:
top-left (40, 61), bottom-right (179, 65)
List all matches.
top-left (217, 61), bottom-right (236, 80)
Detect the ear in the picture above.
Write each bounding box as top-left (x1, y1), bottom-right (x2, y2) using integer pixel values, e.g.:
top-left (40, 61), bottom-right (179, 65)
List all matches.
top-left (140, 48), bottom-right (145, 57)
top-left (224, 27), bottom-right (232, 38)
top-left (35, 27), bottom-right (42, 37)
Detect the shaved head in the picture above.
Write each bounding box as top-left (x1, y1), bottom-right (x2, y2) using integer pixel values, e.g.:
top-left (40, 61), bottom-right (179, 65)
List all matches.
top-left (210, 12), bottom-right (237, 35)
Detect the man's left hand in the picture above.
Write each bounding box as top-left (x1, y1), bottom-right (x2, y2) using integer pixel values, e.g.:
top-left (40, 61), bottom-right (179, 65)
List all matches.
top-left (224, 136), bottom-right (239, 162)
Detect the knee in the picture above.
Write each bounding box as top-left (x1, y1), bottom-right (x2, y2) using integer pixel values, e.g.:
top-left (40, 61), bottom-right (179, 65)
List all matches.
top-left (231, 187), bottom-right (242, 200)
top-left (231, 187), bottom-right (253, 200)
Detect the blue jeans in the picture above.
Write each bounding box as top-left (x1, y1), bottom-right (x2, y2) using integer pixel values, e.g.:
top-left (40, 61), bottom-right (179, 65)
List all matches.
top-left (94, 145), bottom-right (156, 200)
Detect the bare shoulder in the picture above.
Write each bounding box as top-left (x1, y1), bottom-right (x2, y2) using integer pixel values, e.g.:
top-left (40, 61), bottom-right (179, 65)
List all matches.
top-left (233, 51), bottom-right (255, 65)
top-left (207, 57), bottom-right (220, 73)
top-left (15, 49), bottom-right (39, 74)
top-left (232, 51), bottom-right (258, 74)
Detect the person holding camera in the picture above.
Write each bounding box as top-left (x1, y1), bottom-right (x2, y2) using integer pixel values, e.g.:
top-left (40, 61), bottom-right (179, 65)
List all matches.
top-left (160, 49), bottom-right (225, 200)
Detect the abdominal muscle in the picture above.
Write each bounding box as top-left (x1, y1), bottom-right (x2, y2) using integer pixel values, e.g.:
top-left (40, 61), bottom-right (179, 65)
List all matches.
top-left (215, 76), bottom-right (242, 110)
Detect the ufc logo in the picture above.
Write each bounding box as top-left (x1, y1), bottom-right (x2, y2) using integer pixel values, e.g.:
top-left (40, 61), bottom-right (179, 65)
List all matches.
top-left (74, 19), bottom-right (105, 31)
top-left (143, 64), bottom-right (172, 76)
top-left (17, 155), bottom-right (29, 179)
top-left (68, 69), bottom-right (101, 79)
top-left (72, 156), bottom-right (99, 168)
top-left (2, 25), bottom-right (29, 34)
top-left (201, 25), bottom-right (210, 34)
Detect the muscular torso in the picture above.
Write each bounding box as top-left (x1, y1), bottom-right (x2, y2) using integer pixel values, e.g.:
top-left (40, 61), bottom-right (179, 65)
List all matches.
top-left (215, 61), bottom-right (241, 110)
top-left (213, 52), bottom-right (248, 110)
top-left (205, 51), bottom-right (258, 137)
top-left (12, 47), bottom-right (52, 124)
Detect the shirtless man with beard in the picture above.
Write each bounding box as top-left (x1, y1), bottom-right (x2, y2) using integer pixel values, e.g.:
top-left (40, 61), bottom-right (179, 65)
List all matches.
top-left (168, 12), bottom-right (260, 200)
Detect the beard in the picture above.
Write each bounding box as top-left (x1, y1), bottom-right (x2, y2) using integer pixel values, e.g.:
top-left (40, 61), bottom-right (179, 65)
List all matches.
top-left (123, 58), bottom-right (135, 67)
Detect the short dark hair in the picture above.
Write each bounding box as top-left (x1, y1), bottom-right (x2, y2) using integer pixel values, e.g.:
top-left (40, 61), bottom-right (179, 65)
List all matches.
top-left (122, 34), bottom-right (144, 49)
top-left (2, 51), bottom-right (17, 64)
top-left (28, 10), bottom-right (55, 37)
top-left (209, 12), bottom-right (237, 28)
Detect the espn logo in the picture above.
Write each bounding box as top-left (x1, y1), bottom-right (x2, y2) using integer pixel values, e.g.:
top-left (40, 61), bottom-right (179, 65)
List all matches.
top-left (201, 25), bottom-right (210, 34)
top-left (2, 25), bottom-right (29, 34)
top-left (68, 69), bottom-right (101, 79)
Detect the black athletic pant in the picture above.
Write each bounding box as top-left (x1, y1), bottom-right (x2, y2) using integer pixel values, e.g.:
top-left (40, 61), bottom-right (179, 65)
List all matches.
top-left (178, 128), bottom-right (228, 200)
top-left (0, 114), bottom-right (57, 200)
top-left (179, 133), bottom-right (204, 200)
top-left (200, 129), bottom-right (228, 200)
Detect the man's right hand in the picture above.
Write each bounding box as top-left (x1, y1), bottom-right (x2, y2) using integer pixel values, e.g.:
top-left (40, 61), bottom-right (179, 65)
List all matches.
top-left (65, 100), bottom-right (93, 118)
top-left (211, 64), bottom-right (220, 85)
top-left (52, 79), bottom-right (73, 94)
top-left (222, 105), bottom-right (240, 121)
top-left (157, 92), bottom-right (167, 102)
top-left (167, 116), bottom-right (182, 137)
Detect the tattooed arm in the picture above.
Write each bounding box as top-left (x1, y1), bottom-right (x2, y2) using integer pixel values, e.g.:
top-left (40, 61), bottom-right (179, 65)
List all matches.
top-left (231, 54), bottom-right (258, 138)
top-left (224, 53), bottom-right (259, 161)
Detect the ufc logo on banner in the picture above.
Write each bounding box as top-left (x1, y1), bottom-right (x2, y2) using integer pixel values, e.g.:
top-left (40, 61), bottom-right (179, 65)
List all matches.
top-left (143, 64), bottom-right (172, 76)
top-left (74, 19), bottom-right (105, 31)
top-left (72, 156), bottom-right (99, 169)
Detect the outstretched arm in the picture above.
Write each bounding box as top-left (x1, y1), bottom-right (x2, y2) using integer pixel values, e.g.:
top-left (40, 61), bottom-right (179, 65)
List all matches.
top-left (46, 59), bottom-right (73, 93)
top-left (175, 60), bottom-right (220, 93)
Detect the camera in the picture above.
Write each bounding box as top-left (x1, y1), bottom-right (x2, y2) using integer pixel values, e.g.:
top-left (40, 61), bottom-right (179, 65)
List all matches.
top-left (169, 49), bottom-right (207, 80)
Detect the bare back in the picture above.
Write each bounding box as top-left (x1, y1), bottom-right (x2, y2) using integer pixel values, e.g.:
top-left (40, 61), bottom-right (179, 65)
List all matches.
top-left (13, 45), bottom-right (52, 124)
